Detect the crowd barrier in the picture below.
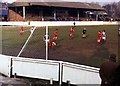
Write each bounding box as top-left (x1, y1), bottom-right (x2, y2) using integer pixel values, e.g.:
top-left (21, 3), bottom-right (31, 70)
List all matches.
top-left (0, 22), bottom-right (28, 26)
top-left (12, 57), bottom-right (59, 81)
top-left (0, 54), bottom-right (12, 77)
top-left (62, 62), bottom-right (100, 84)
top-left (0, 21), bottom-right (119, 26)
top-left (0, 54), bottom-right (101, 85)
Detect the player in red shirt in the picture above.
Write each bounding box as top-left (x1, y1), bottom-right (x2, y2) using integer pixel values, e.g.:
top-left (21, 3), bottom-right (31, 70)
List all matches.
top-left (69, 27), bottom-right (74, 39)
top-left (48, 39), bottom-right (56, 48)
top-left (97, 31), bottom-right (102, 44)
top-left (53, 29), bottom-right (58, 40)
top-left (19, 26), bottom-right (24, 35)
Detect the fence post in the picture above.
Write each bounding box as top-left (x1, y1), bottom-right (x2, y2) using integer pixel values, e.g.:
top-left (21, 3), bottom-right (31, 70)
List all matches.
top-left (50, 78), bottom-right (53, 85)
top-left (9, 58), bottom-right (12, 78)
top-left (66, 80), bottom-right (70, 86)
top-left (59, 62), bottom-right (63, 86)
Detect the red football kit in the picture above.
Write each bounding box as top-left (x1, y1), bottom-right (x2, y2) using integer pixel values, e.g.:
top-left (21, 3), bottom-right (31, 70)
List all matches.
top-left (69, 28), bottom-right (74, 39)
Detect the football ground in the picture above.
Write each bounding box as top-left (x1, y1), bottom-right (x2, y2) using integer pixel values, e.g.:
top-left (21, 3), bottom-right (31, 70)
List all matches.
top-left (1, 25), bottom-right (119, 68)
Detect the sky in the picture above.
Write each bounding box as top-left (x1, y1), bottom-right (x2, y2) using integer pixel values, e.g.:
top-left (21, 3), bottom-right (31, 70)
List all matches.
top-left (63, 0), bottom-right (119, 3)
top-left (1, 0), bottom-right (120, 4)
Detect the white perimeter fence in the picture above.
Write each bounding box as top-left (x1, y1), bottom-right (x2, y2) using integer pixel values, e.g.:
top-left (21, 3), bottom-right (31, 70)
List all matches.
top-left (0, 54), bottom-right (101, 85)
top-left (0, 21), bottom-right (119, 26)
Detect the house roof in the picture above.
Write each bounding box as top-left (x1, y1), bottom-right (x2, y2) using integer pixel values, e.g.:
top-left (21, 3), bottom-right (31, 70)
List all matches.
top-left (9, 2), bottom-right (104, 11)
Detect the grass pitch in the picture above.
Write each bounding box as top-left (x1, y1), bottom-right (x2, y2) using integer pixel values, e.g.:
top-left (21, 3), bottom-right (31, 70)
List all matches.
top-left (1, 25), bottom-right (119, 67)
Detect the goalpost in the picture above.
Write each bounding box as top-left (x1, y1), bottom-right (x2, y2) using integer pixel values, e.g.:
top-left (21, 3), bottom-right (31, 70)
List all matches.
top-left (45, 26), bottom-right (48, 60)
top-left (17, 26), bottom-right (49, 61)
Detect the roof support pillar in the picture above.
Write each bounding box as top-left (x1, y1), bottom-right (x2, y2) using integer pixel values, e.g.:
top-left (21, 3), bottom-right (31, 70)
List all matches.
top-left (77, 10), bottom-right (79, 21)
top-left (54, 9), bottom-right (56, 21)
top-left (96, 14), bottom-right (98, 21)
top-left (23, 6), bottom-right (25, 20)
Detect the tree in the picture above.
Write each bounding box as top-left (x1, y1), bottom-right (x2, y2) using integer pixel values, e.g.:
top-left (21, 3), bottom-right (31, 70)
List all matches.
top-left (102, 1), bottom-right (120, 20)
top-left (116, 1), bottom-right (120, 18)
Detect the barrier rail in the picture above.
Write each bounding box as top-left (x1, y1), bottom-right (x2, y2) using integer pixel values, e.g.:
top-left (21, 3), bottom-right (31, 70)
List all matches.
top-left (0, 21), bottom-right (28, 26)
top-left (0, 21), bottom-right (118, 26)
top-left (62, 62), bottom-right (100, 84)
top-left (0, 54), bottom-right (12, 77)
top-left (12, 57), bottom-right (59, 81)
top-left (0, 54), bottom-right (101, 85)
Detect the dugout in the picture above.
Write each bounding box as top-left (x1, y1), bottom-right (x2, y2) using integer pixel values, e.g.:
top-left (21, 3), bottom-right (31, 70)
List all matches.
top-left (8, 1), bottom-right (105, 21)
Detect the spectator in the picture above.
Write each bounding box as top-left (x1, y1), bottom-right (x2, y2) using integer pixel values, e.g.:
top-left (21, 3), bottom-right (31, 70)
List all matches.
top-left (110, 64), bottom-right (120, 86)
top-left (73, 22), bottom-right (76, 27)
top-left (99, 54), bottom-right (118, 86)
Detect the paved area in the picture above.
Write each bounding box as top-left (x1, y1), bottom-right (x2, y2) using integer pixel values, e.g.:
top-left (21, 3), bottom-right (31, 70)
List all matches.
top-left (0, 74), bottom-right (75, 86)
top-left (0, 74), bottom-right (27, 86)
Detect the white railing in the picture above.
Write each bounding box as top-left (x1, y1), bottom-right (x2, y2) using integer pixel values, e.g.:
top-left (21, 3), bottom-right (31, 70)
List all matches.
top-left (0, 54), bottom-right (12, 77)
top-left (0, 21), bottom-right (28, 26)
top-left (0, 21), bottom-right (118, 26)
top-left (62, 62), bottom-right (101, 84)
top-left (0, 54), bottom-right (101, 85)
top-left (12, 57), bottom-right (59, 81)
